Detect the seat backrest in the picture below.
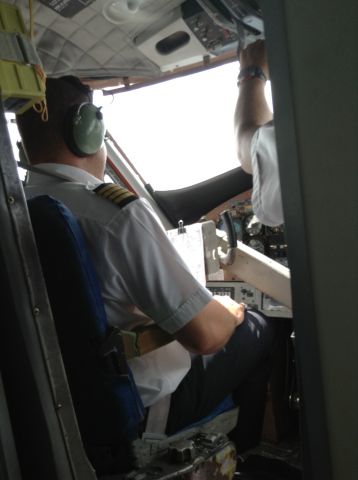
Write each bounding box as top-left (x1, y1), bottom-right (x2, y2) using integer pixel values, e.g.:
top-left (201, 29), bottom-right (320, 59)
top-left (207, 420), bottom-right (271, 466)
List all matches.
top-left (27, 195), bottom-right (145, 475)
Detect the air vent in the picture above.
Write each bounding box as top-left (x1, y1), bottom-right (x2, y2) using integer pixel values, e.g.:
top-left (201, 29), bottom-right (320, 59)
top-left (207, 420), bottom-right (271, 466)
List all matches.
top-left (156, 31), bottom-right (190, 55)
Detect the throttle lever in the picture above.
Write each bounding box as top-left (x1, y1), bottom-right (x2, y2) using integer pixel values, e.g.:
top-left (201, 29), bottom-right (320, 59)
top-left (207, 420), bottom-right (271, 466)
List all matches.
top-left (219, 210), bottom-right (237, 266)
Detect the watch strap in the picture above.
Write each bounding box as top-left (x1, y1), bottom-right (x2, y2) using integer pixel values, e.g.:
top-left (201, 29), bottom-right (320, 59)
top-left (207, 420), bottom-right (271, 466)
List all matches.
top-left (237, 66), bottom-right (267, 86)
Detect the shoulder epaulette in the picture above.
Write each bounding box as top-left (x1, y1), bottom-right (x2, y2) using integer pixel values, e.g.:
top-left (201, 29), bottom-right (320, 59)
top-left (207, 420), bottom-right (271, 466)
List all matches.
top-left (94, 183), bottom-right (138, 208)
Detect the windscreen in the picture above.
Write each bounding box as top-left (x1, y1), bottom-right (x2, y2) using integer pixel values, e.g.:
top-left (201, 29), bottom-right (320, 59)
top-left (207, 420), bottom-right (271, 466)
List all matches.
top-left (95, 62), bottom-right (272, 191)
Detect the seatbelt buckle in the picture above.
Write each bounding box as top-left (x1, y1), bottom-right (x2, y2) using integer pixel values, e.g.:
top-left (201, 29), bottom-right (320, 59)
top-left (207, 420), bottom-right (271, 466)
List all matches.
top-left (116, 326), bottom-right (173, 359)
top-left (101, 325), bottom-right (174, 370)
top-left (120, 329), bottom-right (141, 359)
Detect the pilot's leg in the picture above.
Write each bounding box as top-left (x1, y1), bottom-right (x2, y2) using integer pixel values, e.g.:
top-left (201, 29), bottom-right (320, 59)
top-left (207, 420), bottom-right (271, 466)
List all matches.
top-left (166, 309), bottom-right (276, 453)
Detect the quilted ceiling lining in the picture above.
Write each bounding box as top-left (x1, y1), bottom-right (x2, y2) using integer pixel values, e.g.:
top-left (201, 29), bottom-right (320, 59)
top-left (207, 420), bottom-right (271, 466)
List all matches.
top-left (9, 0), bottom-right (184, 79)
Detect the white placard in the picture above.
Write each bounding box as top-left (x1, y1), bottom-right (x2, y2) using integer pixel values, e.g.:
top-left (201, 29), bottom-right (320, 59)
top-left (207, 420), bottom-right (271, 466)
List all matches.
top-left (167, 223), bottom-right (206, 286)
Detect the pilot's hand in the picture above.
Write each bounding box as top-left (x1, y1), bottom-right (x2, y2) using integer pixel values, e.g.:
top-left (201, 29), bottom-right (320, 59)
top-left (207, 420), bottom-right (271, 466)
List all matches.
top-left (213, 295), bottom-right (246, 327)
top-left (239, 40), bottom-right (269, 80)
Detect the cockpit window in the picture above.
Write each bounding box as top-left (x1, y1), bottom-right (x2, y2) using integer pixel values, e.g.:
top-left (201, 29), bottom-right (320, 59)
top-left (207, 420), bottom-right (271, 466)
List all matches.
top-left (96, 62), bottom-right (272, 191)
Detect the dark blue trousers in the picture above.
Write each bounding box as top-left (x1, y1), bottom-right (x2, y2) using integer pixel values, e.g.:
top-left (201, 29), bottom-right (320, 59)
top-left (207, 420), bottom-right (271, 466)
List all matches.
top-left (166, 309), bottom-right (277, 453)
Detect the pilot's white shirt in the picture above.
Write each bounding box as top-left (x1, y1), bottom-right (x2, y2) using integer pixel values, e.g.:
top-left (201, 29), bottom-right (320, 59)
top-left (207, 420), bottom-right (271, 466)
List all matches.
top-left (25, 163), bottom-right (212, 407)
top-left (250, 122), bottom-right (284, 226)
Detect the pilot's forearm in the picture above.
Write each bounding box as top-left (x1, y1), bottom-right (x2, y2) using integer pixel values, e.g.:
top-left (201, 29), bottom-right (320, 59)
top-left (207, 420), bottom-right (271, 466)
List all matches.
top-left (235, 40), bottom-right (272, 172)
top-left (175, 298), bottom-right (245, 355)
top-left (234, 78), bottom-right (273, 173)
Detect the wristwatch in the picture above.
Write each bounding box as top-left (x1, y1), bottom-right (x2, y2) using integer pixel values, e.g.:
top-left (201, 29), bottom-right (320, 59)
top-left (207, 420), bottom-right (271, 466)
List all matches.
top-left (237, 65), bottom-right (267, 86)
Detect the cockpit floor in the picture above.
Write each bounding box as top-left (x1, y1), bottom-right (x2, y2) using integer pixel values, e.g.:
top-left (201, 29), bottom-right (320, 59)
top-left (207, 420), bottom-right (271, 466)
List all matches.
top-left (235, 438), bottom-right (302, 479)
top-left (235, 454), bottom-right (301, 479)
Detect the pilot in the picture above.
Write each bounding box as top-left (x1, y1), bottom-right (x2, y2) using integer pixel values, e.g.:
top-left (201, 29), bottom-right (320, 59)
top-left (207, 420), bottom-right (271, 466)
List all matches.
top-left (235, 40), bottom-right (284, 227)
top-left (17, 76), bottom-right (276, 455)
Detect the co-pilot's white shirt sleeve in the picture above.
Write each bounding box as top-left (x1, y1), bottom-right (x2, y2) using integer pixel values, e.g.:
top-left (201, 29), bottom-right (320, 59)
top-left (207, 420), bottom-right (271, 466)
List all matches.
top-left (250, 123), bottom-right (284, 226)
top-left (102, 198), bottom-right (212, 335)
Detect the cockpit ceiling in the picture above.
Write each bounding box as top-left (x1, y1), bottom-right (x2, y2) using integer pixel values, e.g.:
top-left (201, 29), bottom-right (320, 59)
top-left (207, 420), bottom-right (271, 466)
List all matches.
top-left (8, 0), bottom-right (183, 79)
top-left (8, 0), bottom-right (241, 84)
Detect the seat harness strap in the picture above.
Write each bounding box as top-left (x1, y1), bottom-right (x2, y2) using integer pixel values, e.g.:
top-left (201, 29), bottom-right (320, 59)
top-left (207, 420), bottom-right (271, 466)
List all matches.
top-left (94, 183), bottom-right (174, 360)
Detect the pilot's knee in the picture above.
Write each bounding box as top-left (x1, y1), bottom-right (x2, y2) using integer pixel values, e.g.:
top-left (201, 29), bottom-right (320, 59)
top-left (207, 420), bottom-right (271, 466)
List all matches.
top-left (245, 308), bottom-right (277, 353)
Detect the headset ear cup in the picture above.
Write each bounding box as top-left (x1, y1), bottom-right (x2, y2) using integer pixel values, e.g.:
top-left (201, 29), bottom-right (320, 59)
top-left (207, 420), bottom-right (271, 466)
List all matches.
top-left (63, 103), bottom-right (106, 157)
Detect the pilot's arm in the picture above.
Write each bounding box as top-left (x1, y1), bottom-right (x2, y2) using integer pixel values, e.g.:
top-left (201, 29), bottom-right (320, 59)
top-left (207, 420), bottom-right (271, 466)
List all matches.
top-left (109, 196), bottom-right (246, 356)
top-left (234, 41), bottom-right (284, 227)
top-left (234, 40), bottom-right (272, 172)
top-left (175, 295), bottom-right (245, 355)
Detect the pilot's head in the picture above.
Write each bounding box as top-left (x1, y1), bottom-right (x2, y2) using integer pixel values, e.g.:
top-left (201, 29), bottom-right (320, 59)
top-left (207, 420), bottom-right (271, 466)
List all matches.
top-left (16, 76), bottom-right (107, 178)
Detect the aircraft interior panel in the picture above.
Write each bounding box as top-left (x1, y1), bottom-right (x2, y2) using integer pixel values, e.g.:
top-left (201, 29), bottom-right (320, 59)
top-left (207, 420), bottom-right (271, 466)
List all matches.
top-left (207, 281), bottom-right (292, 318)
top-left (2, 0), bottom-right (356, 478)
top-left (204, 196), bottom-right (291, 318)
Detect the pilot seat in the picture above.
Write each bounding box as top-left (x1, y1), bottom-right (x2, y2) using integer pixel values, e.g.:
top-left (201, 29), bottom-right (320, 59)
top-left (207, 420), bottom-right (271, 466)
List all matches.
top-left (27, 194), bottom-right (238, 479)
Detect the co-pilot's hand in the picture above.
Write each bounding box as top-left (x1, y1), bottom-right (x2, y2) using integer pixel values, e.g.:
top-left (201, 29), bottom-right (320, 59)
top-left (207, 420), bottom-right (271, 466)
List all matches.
top-left (213, 295), bottom-right (246, 327)
top-left (240, 40), bottom-right (269, 80)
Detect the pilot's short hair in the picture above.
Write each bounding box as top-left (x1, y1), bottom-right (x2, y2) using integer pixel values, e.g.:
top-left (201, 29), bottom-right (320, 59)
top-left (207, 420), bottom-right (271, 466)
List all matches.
top-left (59, 76), bottom-right (93, 103)
top-left (16, 76), bottom-right (94, 162)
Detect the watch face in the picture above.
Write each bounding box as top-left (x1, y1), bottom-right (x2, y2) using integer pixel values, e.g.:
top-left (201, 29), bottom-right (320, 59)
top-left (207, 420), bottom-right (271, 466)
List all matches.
top-left (244, 214), bottom-right (262, 236)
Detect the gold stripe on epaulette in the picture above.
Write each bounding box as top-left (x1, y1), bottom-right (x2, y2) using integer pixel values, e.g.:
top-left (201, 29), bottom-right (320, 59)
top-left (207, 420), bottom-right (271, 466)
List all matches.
top-left (101, 184), bottom-right (126, 199)
top-left (108, 188), bottom-right (132, 202)
top-left (96, 184), bottom-right (118, 196)
top-left (97, 184), bottom-right (126, 198)
top-left (94, 183), bottom-right (138, 208)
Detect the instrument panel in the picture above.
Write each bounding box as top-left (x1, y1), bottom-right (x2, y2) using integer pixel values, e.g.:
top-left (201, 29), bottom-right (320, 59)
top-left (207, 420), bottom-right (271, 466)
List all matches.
top-left (211, 199), bottom-right (291, 318)
top-left (218, 198), bottom-right (289, 267)
top-left (207, 281), bottom-right (292, 318)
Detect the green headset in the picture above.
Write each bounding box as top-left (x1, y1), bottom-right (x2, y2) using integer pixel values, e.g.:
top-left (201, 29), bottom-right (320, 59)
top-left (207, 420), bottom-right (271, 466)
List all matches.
top-left (63, 102), bottom-right (106, 157)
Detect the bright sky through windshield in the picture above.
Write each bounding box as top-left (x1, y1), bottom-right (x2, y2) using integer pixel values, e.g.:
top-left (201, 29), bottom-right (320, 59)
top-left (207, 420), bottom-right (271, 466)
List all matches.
top-left (95, 62), bottom-right (272, 190)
